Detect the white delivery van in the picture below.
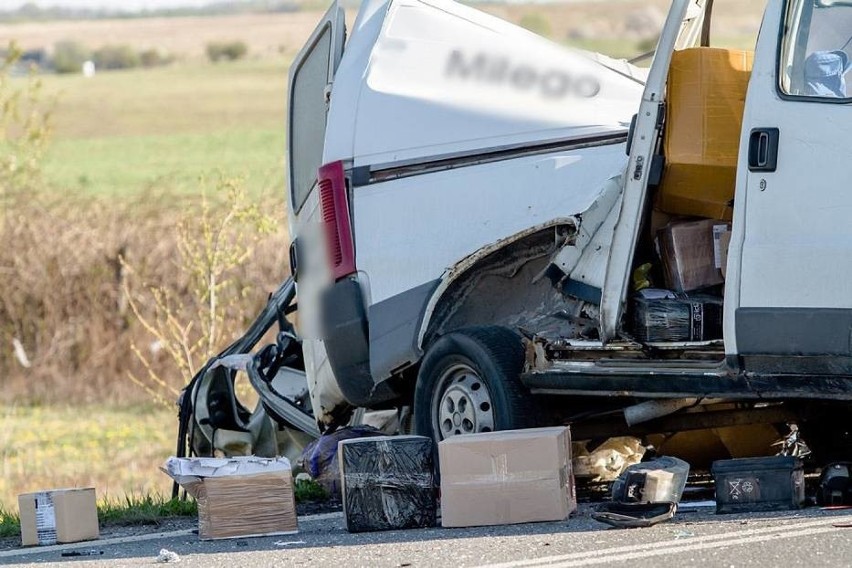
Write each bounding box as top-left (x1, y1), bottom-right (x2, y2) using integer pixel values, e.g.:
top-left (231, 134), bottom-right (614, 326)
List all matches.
top-left (286, 0), bottom-right (852, 461)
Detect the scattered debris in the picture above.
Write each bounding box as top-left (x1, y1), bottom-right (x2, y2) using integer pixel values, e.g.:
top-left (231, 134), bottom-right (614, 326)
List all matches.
top-left (593, 502), bottom-right (677, 529)
top-left (611, 456), bottom-right (690, 504)
top-left (274, 540), bottom-right (307, 547)
top-left (156, 548), bottom-right (181, 563)
top-left (817, 463), bottom-right (852, 506)
top-left (61, 549), bottom-right (103, 557)
top-left (677, 500), bottom-right (716, 511)
top-left (298, 426), bottom-right (387, 498)
top-left (673, 529), bottom-right (695, 539)
top-left (773, 424), bottom-right (811, 459)
top-left (573, 437), bottom-right (646, 482)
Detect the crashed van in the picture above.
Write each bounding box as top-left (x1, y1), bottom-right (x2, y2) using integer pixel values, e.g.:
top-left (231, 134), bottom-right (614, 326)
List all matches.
top-left (285, 0), bottom-right (852, 461)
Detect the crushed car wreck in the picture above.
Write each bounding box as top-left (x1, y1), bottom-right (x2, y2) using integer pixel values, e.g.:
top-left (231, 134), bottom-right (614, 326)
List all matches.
top-left (176, 0), bottom-right (852, 475)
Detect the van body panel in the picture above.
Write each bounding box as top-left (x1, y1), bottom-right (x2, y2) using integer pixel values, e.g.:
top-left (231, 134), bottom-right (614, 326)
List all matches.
top-left (732, 0), bottom-right (852, 370)
top-left (324, 0), bottom-right (645, 170)
top-left (352, 143), bottom-right (631, 306)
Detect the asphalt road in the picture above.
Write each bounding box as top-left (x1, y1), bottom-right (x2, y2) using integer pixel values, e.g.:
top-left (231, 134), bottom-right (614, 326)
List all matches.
top-left (1, 505), bottom-right (850, 567)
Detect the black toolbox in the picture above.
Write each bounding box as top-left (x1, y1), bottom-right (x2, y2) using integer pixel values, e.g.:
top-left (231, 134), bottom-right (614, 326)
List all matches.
top-left (711, 456), bottom-right (805, 514)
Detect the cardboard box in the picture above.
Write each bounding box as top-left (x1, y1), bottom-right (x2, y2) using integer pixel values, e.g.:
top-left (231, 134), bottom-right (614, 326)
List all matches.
top-left (339, 435), bottom-right (436, 532)
top-left (656, 48), bottom-right (754, 220)
top-left (715, 225), bottom-right (732, 279)
top-left (657, 219), bottom-right (727, 292)
top-left (162, 457), bottom-right (297, 540)
top-left (19, 488), bottom-right (98, 546)
top-left (439, 427), bottom-right (576, 528)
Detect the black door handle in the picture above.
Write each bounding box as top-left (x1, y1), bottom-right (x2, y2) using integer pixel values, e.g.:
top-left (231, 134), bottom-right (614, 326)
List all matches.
top-left (748, 128), bottom-right (780, 172)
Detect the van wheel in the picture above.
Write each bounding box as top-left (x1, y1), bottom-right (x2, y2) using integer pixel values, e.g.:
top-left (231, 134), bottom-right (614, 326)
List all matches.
top-left (413, 326), bottom-right (537, 443)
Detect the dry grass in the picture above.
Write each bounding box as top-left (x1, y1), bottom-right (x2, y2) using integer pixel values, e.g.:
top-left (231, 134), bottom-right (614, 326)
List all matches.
top-left (0, 2), bottom-right (765, 66)
top-left (0, 186), bottom-right (289, 405)
top-left (0, 11), bottom-right (336, 61)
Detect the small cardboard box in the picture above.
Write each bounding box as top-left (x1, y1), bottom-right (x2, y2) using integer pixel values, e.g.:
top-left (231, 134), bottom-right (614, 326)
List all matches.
top-left (18, 488), bottom-right (98, 546)
top-left (657, 219), bottom-right (728, 292)
top-left (439, 427), bottom-right (576, 528)
top-left (656, 48), bottom-right (754, 220)
top-left (339, 435), bottom-right (436, 533)
top-left (162, 457), bottom-right (297, 540)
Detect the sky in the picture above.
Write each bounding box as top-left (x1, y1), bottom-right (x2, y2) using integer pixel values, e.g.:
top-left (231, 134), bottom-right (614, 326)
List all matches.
top-left (3, 1), bottom-right (234, 10)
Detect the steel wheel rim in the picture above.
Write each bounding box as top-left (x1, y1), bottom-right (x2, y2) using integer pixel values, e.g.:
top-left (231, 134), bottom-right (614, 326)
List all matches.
top-left (432, 363), bottom-right (495, 440)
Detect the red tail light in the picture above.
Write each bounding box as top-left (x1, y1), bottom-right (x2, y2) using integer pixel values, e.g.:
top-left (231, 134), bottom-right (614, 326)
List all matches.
top-left (318, 161), bottom-right (356, 280)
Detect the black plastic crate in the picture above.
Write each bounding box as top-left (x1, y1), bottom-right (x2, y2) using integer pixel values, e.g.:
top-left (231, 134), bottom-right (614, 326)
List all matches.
top-left (711, 456), bottom-right (805, 514)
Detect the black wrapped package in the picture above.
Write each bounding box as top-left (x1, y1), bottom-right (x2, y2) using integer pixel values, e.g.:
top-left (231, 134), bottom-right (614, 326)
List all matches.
top-left (632, 294), bottom-right (723, 343)
top-left (338, 435), bottom-right (436, 532)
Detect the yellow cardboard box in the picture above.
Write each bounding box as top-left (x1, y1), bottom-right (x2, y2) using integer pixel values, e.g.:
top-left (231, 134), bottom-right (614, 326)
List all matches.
top-left (656, 48), bottom-right (754, 220)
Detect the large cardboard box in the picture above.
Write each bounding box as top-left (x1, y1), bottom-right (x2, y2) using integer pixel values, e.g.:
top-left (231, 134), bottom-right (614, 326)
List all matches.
top-left (162, 457), bottom-right (297, 540)
top-left (656, 48), bottom-right (754, 220)
top-left (439, 427), bottom-right (576, 528)
top-left (19, 488), bottom-right (99, 546)
top-left (339, 435), bottom-right (436, 533)
top-left (657, 219), bottom-right (729, 292)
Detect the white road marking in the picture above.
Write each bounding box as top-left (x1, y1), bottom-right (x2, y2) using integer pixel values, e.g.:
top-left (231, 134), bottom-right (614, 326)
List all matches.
top-left (0, 529), bottom-right (195, 559)
top-left (483, 515), bottom-right (852, 568)
top-left (0, 511), bottom-right (342, 559)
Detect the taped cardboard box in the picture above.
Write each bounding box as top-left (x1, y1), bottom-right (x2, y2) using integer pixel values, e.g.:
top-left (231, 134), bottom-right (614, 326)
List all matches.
top-left (19, 488), bottom-right (98, 546)
top-left (657, 219), bottom-right (729, 292)
top-left (657, 48), bottom-right (754, 220)
top-left (162, 457), bottom-right (297, 540)
top-left (439, 427), bottom-right (576, 528)
top-left (339, 435), bottom-right (436, 533)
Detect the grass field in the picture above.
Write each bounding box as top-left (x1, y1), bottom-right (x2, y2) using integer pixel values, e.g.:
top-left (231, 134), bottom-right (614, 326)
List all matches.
top-left (37, 60), bottom-right (289, 196)
top-left (0, 405), bottom-right (175, 510)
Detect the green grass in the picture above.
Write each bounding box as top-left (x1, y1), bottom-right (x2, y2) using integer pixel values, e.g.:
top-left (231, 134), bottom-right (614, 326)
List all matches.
top-left (29, 59), bottom-right (289, 196)
top-left (44, 127), bottom-right (285, 195)
top-left (0, 506), bottom-right (20, 539)
top-left (0, 405), bottom-right (176, 512)
top-left (98, 494), bottom-right (197, 526)
top-left (294, 478), bottom-right (329, 503)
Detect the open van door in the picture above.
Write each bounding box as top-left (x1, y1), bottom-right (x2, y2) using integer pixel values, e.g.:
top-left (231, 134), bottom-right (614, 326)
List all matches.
top-left (286, 2), bottom-right (347, 425)
top-left (730, 0), bottom-right (852, 374)
top-left (599, 0), bottom-right (708, 342)
top-left (287, 1), bottom-right (345, 230)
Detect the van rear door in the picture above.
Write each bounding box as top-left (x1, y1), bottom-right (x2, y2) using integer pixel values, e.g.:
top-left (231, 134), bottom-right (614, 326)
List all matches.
top-left (286, 3), bottom-right (346, 424)
top-left (287, 2), bottom-right (345, 235)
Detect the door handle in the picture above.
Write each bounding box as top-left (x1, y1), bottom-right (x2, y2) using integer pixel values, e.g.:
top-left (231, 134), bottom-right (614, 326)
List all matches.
top-left (748, 128), bottom-right (780, 172)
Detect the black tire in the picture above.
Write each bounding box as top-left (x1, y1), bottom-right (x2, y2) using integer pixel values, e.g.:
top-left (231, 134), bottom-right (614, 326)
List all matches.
top-left (413, 326), bottom-right (538, 444)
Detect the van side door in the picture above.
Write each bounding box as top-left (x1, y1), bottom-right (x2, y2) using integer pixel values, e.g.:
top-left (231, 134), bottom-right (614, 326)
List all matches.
top-left (730, 0), bottom-right (852, 374)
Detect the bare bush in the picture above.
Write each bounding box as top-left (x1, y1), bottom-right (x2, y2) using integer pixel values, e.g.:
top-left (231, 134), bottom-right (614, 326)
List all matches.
top-left (206, 41), bottom-right (248, 63)
top-left (0, 188), bottom-right (289, 405)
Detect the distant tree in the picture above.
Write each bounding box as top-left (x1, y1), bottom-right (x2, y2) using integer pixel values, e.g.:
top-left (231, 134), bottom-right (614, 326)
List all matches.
top-left (53, 40), bottom-right (91, 74)
top-left (93, 45), bottom-right (140, 70)
top-left (206, 41), bottom-right (248, 63)
top-left (139, 48), bottom-right (174, 68)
